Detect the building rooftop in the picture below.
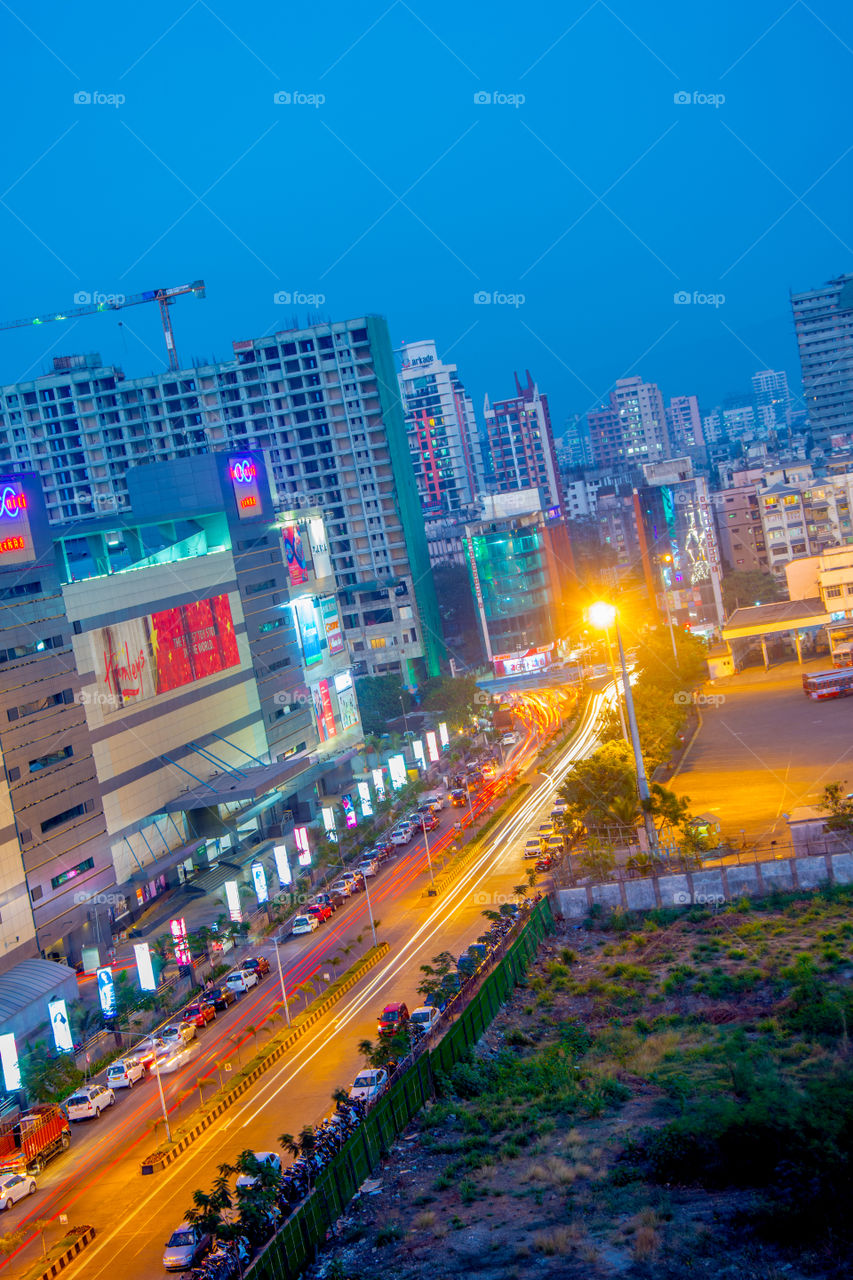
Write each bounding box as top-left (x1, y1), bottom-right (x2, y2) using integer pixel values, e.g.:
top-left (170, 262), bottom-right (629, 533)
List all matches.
top-left (0, 958), bottom-right (77, 1024)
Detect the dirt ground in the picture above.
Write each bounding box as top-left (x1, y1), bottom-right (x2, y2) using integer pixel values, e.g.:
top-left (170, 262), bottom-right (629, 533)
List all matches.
top-left (306, 892), bottom-right (853, 1280)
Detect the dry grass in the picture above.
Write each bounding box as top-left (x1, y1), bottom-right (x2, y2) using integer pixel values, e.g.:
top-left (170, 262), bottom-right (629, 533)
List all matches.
top-left (411, 1210), bottom-right (437, 1231)
top-left (532, 1225), bottom-right (581, 1255)
top-left (526, 1155), bottom-right (593, 1185)
top-left (633, 1224), bottom-right (660, 1258)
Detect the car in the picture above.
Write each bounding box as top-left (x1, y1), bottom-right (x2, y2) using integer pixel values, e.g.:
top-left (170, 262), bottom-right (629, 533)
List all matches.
top-left (378, 1002), bottom-right (409, 1036)
top-left (423, 990), bottom-right (448, 1013)
top-left (389, 827), bottom-right (411, 846)
top-left (416, 810), bottom-right (438, 831)
top-left (312, 891), bottom-right (344, 911)
top-left (371, 845), bottom-right (393, 865)
top-left (106, 1056), bottom-right (146, 1089)
top-left (0, 1173), bottom-right (36, 1211)
top-left (306, 903), bottom-right (332, 924)
top-left (134, 1036), bottom-right (173, 1069)
top-left (501, 732), bottom-right (517, 746)
top-left (163, 1222), bottom-right (211, 1272)
top-left (524, 840), bottom-right (541, 859)
top-left (409, 1006), bottom-right (441, 1037)
top-left (243, 955), bottom-right (271, 976)
top-left (481, 761), bottom-right (497, 778)
top-left (450, 788), bottom-right (467, 807)
top-left (160, 1020), bottom-right (196, 1046)
top-left (204, 984), bottom-right (236, 1011)
top-left (535, 856), bottom-right (553, 872)
top-left (373, 836), bottom-right (393, 855)
top-left (349, 1068), bottom-right (388, 1103)
top-left (183, 1000), bottom-right (217, 1027)
top-left (66, 1084), bottom-right (116, 1122)
top-left (340, 871), bottom-right (364, 890)
top-left (225, 968), bottom-right (259, 993)
top-left (291, 914), bottom-right (319, 936)
top-left (235, 1151), bottom-right (282, 1190)
top-left (357, 858), bottom-right (378, 878)
top-left (330, 879), bottom-right (354, 898)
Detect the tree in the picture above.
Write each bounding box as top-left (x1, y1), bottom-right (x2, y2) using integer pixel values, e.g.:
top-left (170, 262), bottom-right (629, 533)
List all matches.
top-left (417, 675), bottom-right (479, 728)
top-left (20, 1041), bottom-right (82, 1104)
top-left (355, 675), bottom-right (414, 737)
top-left (722, 569), bottom-right (781, 615)
top-left (558, 740), bottom-right (638, 836)
top-left (578, 836), bottom-right (616, 880)
top-left (229, 1150), bottom-right (282, 1245)
top-left (820, 781), bottom-right (853, 833)
top-left (185, 1172), bottom-right (232, 1241)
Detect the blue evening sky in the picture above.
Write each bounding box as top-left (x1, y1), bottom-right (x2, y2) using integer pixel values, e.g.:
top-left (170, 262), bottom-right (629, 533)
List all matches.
top-left (0, 1), bottom-right (851, 428)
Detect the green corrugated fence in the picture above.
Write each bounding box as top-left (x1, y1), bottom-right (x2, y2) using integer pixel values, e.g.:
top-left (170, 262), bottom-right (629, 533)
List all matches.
top-left (249, 897), bottom-right (554, 1280)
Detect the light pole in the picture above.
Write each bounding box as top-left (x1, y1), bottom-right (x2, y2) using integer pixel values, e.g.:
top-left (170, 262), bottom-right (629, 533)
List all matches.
top-left (362, 873), bottom-right (378, 948)
top-left (601, 625), bottom-right (628, 743)
top-left (421, 818), bottom-right (436, 894)
top-left (658, 554), bottom-right (679, 668)
top-left (399, 696), bottom-right (409, 754)
top-left (273, 937), bottom-right (291, 1027)
top-left (589, 603), bottom-right (660, 860)
top-left (151, 1057), bottom-right (173, 1144)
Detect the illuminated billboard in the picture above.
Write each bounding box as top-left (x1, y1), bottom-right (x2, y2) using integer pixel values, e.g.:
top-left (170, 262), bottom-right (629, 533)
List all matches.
top-left (251, 862), bottom-right (269, 904)
top-left (48, 999), bottom-right (73, 1053)
top-left (413, 739), bottom-right (426, 769)
top-left (341, 793), bottom-right (358, 829)
top-left (274, 844), bottom-right (292, 885)
top-left (134, 943), bottom-right (157, 992)
top-left (170, 918), bottom-right (191, 966)
top-left (388, 754), bottom-right (406, 790)
top-left (294, 826), bottom-right (311, 866)
top-left (93, 593), bottom-right (240, 709)
top-left (321, 596), bottom-right (344, 655)
top-left (312, 679), bottom-right (337, 741)
top-left (426, 731), bottom-right (439, 763)
top-left (335, 672), bottom-right (359, 731)
top-left (439, 721), bottom-right (449, 748)
top-left (0, 480), bottom-right (35, 566)
top-left (372, 767), bottom-right (386, 802)
top-left (228, 456), bottom-right (262, 520)
top-left (282, 525), bottom-right (307, 585)
top-left (0, 1034), bottom-right (21, 1092)
top-left (295, 599), bottom-right (323, 666)
top-left (97, 967), bottom-right (117, 1018)
top-left (322, 807), bottom-right (338, 843)
top-left (225, 880), bottom-right (242, 922)
top-left (358, 780), bottom-right (373, 817)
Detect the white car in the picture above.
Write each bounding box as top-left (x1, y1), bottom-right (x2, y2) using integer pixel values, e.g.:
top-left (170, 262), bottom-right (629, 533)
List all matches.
top-left (410, 1006), bottom-right (441, 1037)
top-left (501, 732), bottom-right (517, 746)
top-left (66, 1083), bottom-right (116, 1121)
top-left (160, 1021), bottom-right (196, 1046)
top-left (106, 1056), bottom-right (146, 1089)
top-left (225, 968), bottom-right (259, 992)
top-left (349, 1068), bottom-right (388, 1103)
top-left (357, 858), bottom-right (378, 878)
top-left (291, 915), bottom-right (319, 936)
top-left (389, 826), bottom-right (412, 847)
top-left (330, 880), bottom-right (353, 898)
top-left (235, 1151), bottom-right (282, 1190)
top-left (0, 1173), bottom-right (36, 1210)
top-left (340, 871), bottom-right (363, 890)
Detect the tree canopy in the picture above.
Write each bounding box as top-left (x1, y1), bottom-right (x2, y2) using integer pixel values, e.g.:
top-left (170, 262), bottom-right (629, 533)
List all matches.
top-left (722, 569), bottom-right (781, 616)
top-left (355, 675), bottom-right (414, 737)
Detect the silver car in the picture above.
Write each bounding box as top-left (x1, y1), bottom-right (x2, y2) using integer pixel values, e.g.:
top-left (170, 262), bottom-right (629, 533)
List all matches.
top-left (163, 1222), bottom-right (210, 1271)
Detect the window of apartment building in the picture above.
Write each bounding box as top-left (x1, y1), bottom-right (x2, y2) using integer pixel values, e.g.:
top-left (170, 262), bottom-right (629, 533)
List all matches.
top-left (41, 799), bottom-right (94, 835)
top-left (50, 856), bottom-right (95, 889)
top-left (30, 745), bottom-right (74, 772)
top-left (825, 586), bottom-right (843, 598)
top-left (7, 688), bottom-right (73, 721)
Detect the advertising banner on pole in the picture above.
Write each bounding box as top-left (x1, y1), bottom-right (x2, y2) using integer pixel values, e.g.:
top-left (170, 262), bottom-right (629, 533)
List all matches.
top-left (251, 862), bottom-right (269, 904)
top-left (357, 780), bottom-right (373, 817)
top-left (48, 999), bottom-right (73, 1053)
top-left (274, 845), bottom-right (292, 886)
top-left (134, 943), bottom-right (157, 992)
top-left (372, 767), bottom-right (386, 802)
top-left (97, 967), bottom-right (117, 1018)
top-left (225, 880), bottom-right (242, 922)
top-left (0, 1034), bottom-right (21, 1091)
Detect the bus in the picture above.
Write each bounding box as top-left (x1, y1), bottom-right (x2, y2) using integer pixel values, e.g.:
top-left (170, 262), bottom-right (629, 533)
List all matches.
top-left (802, 669), bottom-right (853, 700)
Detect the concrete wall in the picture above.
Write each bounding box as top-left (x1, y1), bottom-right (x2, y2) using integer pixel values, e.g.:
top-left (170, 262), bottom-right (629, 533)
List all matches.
top-left (557, 848), bottom-right (853, 917)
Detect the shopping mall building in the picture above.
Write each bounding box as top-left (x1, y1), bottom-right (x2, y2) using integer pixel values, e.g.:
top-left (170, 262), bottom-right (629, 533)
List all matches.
top-left (0, 451), bottom-right (362, 973)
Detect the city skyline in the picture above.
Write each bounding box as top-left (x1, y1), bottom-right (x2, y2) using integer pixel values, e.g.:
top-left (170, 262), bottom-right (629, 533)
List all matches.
top-left (1, 1), bottom-right (850, 433)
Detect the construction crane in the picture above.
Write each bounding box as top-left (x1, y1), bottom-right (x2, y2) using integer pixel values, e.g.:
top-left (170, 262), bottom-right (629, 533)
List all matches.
top-left (0, 280), bottom-right (206, 372)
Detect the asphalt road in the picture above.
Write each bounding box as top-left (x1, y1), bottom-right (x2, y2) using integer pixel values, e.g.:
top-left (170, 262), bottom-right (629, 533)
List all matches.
top-left (671, 660), bottom-right (853, 845)
top-left (1, 685), bottom-right (609, 1280)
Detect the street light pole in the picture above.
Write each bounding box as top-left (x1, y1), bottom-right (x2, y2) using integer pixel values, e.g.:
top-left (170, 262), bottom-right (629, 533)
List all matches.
top-left (422, 819), bottom-right (436, 893)
top-left (362, 874), bottom-right (378, 948)
top-left (603, 626), bottom-right (628, 743)
top-left (613, 618), bottom-right (660, 860)
top-left (658, 555), bottom-right (679, 668)
top-left (273, 937), bottom-right (291, 1027)
top-left (152, 1058), bottom-right (172, 1144)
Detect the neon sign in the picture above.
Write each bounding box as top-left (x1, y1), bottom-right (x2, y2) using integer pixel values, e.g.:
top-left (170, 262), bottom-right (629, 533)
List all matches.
top-left (230, 459), bottom-right (257, 483)
top-left (228, 456), bottom-right (262, 521)
top-left (0, 536), bottom-right (25, 554)
top-left (0, 480), bottom-right (35, 566)
top-left (0, 487), bottom-right (26, 517)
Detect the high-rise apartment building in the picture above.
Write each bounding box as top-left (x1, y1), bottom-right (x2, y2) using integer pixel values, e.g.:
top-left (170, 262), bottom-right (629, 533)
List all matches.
top-left (587, 377), bottom-right (671, 469)
top-left (792, 273), bottom-right (853, 449)
top-left (0, 316), bottom-right (443, 683)
top-left (397, 339), bottom-right (483, 518)
top-left (751, 369), bottom-right (792, 429)
top-left (666, 395), bottom-right (704, 453)
top-left (482, 372), bottom-right (563, 511)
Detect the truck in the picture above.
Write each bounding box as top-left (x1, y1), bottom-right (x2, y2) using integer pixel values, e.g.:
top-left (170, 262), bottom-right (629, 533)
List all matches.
top-left (0, 1105), bottom-right (71, 1175)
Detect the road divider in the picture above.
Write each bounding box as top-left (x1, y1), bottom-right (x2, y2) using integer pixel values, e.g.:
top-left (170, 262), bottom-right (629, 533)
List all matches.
top-left (35, 1226), bottom-right (97, 1280)
top-left (139, 943), bottom-right (390, 1175)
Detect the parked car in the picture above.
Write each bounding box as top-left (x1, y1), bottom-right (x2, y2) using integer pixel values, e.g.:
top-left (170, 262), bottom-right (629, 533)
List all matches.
top-left (423, 990), bottom-right (449, 1013)
top-left (225, 969), bottom-right (259, 993)
top-left (305, 903), bottom-right (332, 924)
top-left (340, 871), bottom-right (364, 890)
top-left (357, 857), bottom-right (378, 878)
top-left (0, 1173), bottom-right (36, 1211)
top-left (377, 1002), bottom-right (410, 1036)
top-left (501, 732), bottom-right (517, 746)
top-left (349, 1068), bottom-right (388, 1103)
top-left (410, 1006), bottom-right (441, 1037)
top-left (204, 984), bottom-right (236, 1011)
top-left (243, 954), bottom-right (271, 976)
top-left (373, 836), bottom-right (393, 855)
top-left (535, 856), bottom-right (553, 872)
top-left (235, 1151), bottom-right (282, 1190)
top-left (450, 788), bottom-right (467, 807)
top-left (523, 840), bottom-right (541, 859)
top-left (330, 880), bottom-right (354, 898)
top-left (106, 1056), bottom-right (146, 1089)
top-left (160, 1021), bottom-right (196, 1046)
top-left (389, 827), bottom-right (411, 846)
top-left (291, 914), bottom-right (319, 936)
top-left (312, 891), bottom-right (344, 911)
top-left (66, 1084), bottom-right (116, 1122)
top-left (163, 1222), bottom-right (211, 1272)
top-left (182, 1000), bottom-right (217, 1027)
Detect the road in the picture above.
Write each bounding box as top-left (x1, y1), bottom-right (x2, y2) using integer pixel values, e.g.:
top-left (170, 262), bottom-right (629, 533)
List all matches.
top-left (2, 683), bottom-right (609, 1280)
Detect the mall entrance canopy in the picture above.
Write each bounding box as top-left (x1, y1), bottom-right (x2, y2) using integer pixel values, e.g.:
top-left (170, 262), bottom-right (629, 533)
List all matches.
top-left (722, 597), bottom-right (832, 669)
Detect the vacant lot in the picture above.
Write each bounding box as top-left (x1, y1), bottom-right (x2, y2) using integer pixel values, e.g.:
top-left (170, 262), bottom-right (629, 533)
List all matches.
top-left (309, 887), bottom-right (853, 1280)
